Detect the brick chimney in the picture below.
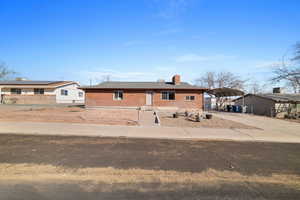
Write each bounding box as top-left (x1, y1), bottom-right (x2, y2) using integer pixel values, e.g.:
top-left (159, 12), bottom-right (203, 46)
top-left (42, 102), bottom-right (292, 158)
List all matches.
top-left (172, 75), bottom-right (181, 85)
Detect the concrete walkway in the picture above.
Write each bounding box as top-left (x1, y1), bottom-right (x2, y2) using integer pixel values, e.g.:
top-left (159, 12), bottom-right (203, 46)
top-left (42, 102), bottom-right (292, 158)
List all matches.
top-left (0, 116), bottom-right (300, 143)
top-left (138, 111), bottom-right (156, 126)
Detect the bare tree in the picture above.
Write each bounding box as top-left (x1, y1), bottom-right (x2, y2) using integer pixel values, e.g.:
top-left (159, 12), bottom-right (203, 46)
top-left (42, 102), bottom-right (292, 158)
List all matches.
top-left (292, 42), bottom-right (300, 62)
top-left (102, 75), bottom-right (111, 82)
top-left (196, 72), bottom-right (216, 89)
top-left (0, 62), bottom-right (16, 80)
top-left (271, 42), bottom-right (300, 93)
top-left (246, 81), bottom-right (268, 94)
top-left (196, 71), bottom-right (246, 90)
top-left (196, 71), bottom-right (247, 110)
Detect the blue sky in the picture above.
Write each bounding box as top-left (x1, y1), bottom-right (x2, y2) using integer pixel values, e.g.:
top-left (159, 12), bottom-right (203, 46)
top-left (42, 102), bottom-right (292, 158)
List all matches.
top-left (0, 0), bottom-right (299, 86)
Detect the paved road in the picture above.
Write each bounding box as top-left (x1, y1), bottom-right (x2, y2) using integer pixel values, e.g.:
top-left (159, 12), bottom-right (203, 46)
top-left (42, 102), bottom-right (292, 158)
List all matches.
top-left (0, 112), bottom-right (300, 143)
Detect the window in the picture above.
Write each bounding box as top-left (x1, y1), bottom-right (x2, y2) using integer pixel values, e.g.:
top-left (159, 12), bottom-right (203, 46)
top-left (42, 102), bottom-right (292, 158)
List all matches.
top-left (78, 92), bottom-right (83, 97)
top-left (185, 96), bottom-right (195, 101)
top-left (34, 88), bottom-right (44, 95)
top-left (162, 91), bottom-right (175, 100)
top-left (61, 89), bottom-right (68, 96)
top-left (113, 90), bottom-right (123, 100)
top-left (11, 88), bottom-right (21, 94)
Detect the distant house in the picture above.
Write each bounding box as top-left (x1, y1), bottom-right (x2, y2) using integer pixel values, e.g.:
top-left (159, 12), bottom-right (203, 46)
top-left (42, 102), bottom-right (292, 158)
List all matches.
top-left (204, 97), bottom-right (217, 110)
top-left (0, 80), bottom-right (84, 104)
top-left (234, 93), bottom-right (300, 117)
top-left (80, 75), bottom-right (207, 110)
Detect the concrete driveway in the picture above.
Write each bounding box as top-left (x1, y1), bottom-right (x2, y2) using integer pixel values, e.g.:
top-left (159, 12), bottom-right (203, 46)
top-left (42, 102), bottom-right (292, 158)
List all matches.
top-left (0, 112), bottom-right (300, 143)
top-left (213, 112), bottom-right (300, 141)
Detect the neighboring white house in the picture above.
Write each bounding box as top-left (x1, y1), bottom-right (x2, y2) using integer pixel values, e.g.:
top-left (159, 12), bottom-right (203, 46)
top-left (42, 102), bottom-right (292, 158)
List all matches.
top-left (204, 97), bottom-right (216, 110)
top-left (0, 80), bottom-right (84, 104)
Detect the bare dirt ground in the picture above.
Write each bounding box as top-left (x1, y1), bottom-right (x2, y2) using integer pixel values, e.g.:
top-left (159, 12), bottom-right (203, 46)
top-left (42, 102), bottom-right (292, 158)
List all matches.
top-left (0, 134), bottom-right (299, 200)
top-left (159, 113), bottom-right (257, 129)
top-left (0, 106), bottom-right (138, 126)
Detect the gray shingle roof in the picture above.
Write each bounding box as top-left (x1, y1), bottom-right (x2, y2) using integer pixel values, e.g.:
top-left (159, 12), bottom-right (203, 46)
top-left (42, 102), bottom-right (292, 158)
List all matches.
top-left (81, 81), bottom-right (206, 90)
top-left (257, 93), bottom-right (300, 103)
top-left (235, 93), bottom-right (300, 103)
top-left (0, 80), bottom-right (61, 85)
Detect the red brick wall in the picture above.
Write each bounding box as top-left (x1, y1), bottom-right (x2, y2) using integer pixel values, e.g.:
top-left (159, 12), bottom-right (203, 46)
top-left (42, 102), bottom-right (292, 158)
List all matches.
top-left (85, 89), bottom-right (146, 107)
top-left (85, 89), bottom-right (204, 109)
top-left (152, 90), bottom-right (203, 109)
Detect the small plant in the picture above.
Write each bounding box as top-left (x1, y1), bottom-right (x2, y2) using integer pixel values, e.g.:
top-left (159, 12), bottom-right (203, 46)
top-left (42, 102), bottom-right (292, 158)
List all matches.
top-left (173, 112), bottom-right (178, 118)
top-left (206, 114), bottom-right (213, 119)
top-left (184, 111), bottom-right (188, 117)
top-left (195, 114), bottom-right (200, 122)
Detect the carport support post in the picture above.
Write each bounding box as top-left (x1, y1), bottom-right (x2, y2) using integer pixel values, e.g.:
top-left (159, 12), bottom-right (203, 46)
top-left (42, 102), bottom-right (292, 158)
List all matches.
top-left (242, 95), bottom-right (245, 107)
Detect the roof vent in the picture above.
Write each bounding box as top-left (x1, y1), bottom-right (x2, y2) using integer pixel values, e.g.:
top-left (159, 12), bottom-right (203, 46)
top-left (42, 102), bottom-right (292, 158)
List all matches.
top-left (15, 77), bottom-right (27, 81)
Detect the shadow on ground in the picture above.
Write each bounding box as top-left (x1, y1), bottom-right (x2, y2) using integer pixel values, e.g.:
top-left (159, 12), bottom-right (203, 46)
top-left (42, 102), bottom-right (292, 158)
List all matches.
top-left (0, 134), bottom-right (300, 176)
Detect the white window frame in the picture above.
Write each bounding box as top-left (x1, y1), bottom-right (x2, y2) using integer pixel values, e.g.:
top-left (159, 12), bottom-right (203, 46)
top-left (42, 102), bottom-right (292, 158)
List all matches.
top-left (34, 88), bottom-right (44, 95)
top-left (113, 90), bottom-right (123, 100)
top-left (161, 91), bottom-right (175, 100)
top-left (11, 88), bottom-right (22, 95)
top-left (61, 89), bottom-right (68, 96)
top-left (185, 96), bottom-right (195, 101)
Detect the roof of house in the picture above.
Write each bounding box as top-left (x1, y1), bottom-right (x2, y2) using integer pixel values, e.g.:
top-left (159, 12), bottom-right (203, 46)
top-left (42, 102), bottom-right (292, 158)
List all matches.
top-left (235, 93), bottom-right (300, 103)
top-left (0, 80), bottom-right (61, 85)
top-left (80, 81), bottom-right (207, 90)
top-left (0, 80), bottom-right (77, 88)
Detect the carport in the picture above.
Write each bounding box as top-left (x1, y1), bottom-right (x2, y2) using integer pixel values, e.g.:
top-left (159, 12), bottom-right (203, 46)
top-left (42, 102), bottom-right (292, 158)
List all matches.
top-left (206, 88), bottom-right (245, 111)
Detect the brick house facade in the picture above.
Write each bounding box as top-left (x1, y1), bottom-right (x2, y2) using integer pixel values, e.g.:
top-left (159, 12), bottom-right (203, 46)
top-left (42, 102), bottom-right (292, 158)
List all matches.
top-left (81, 75), bottom-right (207, 110)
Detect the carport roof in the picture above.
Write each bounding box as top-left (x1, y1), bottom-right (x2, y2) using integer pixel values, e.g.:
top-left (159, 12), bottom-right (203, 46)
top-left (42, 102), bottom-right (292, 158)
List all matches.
top-left (207, 87), bottom-right (245, 97)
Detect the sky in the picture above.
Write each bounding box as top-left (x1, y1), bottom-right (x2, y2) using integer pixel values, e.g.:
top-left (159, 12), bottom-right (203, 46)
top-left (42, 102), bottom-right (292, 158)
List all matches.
top-left (0, 0), bottom-right (299, 87)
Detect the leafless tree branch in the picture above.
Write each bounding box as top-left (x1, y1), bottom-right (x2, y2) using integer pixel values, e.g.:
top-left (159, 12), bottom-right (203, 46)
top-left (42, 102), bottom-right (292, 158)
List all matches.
top-left (0, 62), bottom-right (16, 80)
top-left (271, 42), bottom-right (300, 93)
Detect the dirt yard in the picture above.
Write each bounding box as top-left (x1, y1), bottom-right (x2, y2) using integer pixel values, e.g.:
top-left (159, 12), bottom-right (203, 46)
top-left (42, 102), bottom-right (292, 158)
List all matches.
top-left (0, 105), bottom-right (138, 126)
top-left (159, 112), bottom-right (257, 129)
top-left (0, 134), bottom-right (300, 200)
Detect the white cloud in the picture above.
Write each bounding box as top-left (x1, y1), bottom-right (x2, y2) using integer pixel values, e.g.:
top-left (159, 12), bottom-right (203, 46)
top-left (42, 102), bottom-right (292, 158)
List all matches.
top-left (80, 69), bottom-right (152, 80)
top-left (255, 61), bottom-right (283, 69)
top-left (154, 28), bottom-right (182, 36)
top-left (123, 40), bottom-right (146, 47)
top-left (76, 66), bottom-right (196, 85)
top-left (154, 66), bottom-right (177, 72)
top-left (152, 0), bottom-right (189, 20)
top-left (175, 54), bottom-right (236, 62)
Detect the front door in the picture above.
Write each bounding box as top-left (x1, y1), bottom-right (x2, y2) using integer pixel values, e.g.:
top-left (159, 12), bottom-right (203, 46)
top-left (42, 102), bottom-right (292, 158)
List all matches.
top-left (146, 91), bottom-right (153, 106)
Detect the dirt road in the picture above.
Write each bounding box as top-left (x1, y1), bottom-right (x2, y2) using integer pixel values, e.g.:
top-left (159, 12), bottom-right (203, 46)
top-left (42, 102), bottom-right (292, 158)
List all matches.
top-left (0, 134), bottom-right (299, 200)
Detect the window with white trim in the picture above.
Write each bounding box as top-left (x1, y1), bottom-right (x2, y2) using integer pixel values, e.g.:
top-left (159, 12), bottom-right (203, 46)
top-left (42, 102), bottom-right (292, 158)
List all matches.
top-left (113, 90), bottom-right (123, 100)
top-left (61, 89), bottom-right (68, 96)
top-left (161, 91), bottom-right (175, 100)
top-left (185, 96), bottom-right (195, 101)
top-left (11, 88), bottom-right (21, 94)
top-left (34, 88), bottom-right (44, 95)
top-left (78, 92), bottom-right (83, 97)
